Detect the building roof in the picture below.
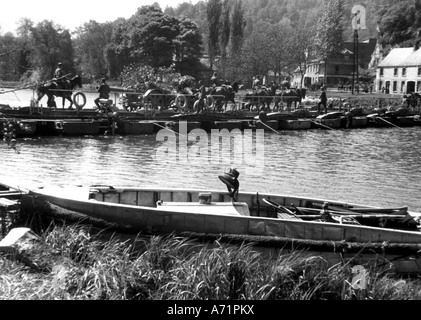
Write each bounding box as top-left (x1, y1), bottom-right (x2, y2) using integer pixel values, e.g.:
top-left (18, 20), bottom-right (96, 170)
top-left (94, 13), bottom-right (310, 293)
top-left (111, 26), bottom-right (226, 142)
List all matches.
top-left (378, 47), bottom-right (421, 67)
top-left (343, 38), bottom-right (377, 65)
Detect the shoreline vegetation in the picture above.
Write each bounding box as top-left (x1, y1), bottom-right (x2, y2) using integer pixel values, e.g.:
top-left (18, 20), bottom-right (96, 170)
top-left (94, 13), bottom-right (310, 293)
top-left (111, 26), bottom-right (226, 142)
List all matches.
top-left (1, 222), bottom-right (421, 300)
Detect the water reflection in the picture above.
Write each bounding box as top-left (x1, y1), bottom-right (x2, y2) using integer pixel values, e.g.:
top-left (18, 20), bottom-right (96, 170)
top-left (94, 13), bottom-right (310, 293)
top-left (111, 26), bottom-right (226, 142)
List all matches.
top-left (1, 127), bottom-right (420, 211)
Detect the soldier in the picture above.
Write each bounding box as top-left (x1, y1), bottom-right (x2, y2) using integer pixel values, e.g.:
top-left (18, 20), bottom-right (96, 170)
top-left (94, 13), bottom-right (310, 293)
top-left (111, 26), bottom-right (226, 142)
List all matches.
top-left (53, 62), bottom-right (68, 90)
top-left (94, 78), bottom-right (111, 109)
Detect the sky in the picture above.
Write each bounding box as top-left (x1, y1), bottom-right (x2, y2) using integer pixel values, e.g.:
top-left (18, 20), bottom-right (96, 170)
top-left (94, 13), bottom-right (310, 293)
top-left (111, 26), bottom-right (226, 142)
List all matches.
top-left (0, 0), bottom-right (198, 35)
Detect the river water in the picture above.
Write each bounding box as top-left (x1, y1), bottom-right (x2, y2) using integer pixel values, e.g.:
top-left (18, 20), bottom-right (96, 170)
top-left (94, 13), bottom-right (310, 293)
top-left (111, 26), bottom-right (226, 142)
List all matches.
top-left (1, 89), bottom-right (421, 212)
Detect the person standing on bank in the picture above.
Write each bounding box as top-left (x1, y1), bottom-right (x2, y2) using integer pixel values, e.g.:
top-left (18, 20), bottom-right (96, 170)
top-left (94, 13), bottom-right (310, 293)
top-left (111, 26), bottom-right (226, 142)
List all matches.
top-left (94, 78), bottom-right (111, 109)
top-left (318, 86), bottom-right (327, 113)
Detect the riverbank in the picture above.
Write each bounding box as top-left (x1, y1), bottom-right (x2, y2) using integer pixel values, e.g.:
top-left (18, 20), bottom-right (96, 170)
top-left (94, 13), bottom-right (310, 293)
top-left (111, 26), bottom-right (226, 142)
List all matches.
top-left (1, 222), bottom-right (421, 301)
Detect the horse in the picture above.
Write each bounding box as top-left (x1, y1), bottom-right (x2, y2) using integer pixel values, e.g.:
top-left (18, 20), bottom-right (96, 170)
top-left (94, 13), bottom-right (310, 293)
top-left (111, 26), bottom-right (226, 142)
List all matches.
top-left (404, 92), bottom-right (421, 109)
top-left (36, 75), bottom-right (83, 109)
top-left (242, 85), bottom-right (276, 112)
top-left (208, 81), bottom-right (240, 112)
top-left (274, 88), bottom-right (304, 111)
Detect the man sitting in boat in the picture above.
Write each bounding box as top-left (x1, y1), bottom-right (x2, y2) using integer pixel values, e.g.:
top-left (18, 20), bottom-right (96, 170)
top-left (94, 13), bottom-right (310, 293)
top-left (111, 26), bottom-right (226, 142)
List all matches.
top-left (218, 168), bottom-right (240, 202)
top-left (320, 202), bottom-right (337, 223)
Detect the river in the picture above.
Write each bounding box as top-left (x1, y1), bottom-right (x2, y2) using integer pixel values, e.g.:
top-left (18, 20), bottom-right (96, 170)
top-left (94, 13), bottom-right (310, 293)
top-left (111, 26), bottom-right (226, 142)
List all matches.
top-left (1, 88), bottom-right (421, 212)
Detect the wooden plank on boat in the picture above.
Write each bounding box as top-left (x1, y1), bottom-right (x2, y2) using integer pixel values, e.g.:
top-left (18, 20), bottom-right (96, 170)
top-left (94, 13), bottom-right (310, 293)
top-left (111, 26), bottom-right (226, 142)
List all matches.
top-left (278, 119), bottom-right (312, 130)
top-left (0, 198), bottom-right (19, 210)
top-left (0, 192), bottom-right (22, 200)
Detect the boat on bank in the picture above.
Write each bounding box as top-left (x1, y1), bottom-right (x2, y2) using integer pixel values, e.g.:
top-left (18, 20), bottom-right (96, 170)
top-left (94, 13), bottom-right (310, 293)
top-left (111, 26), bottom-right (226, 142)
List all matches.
top-left (7, 169), bottom-right (421, 274)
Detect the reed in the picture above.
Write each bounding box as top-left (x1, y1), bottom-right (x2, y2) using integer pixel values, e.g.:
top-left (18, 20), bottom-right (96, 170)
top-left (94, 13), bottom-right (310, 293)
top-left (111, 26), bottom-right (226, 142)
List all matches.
top-left (1, 224), bottom-right (421, 300)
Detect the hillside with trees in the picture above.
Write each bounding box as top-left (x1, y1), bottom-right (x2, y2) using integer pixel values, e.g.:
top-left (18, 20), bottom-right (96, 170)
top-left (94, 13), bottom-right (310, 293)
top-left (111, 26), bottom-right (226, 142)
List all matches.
top-left (0, 0), bottom-right (419, 89)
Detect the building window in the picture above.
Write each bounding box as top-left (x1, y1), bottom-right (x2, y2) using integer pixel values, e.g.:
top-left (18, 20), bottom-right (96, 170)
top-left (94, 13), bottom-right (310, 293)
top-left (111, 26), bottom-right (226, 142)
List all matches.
top-left (393, 81), bottom-right (397, 92)
top-left (417, 81), bottom-right (421, 92)
top-left (380, 68), bottom-right (384, 76)
top-left (418, 67), bottom-right (421, 76)
top-left (401, 81), bottom-right (405, 92)
top-left (402, 68), bottom-right (406, 76)
top-left (394, 68), bottom-right (398, 76)
top-left (379, 81), bottom-right (383, 92)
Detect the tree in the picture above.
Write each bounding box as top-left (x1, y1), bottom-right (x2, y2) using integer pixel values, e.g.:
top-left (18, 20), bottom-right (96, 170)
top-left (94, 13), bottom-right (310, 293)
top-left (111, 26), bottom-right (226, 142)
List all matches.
top-left (289, 14), bottom-right (318, 87)
top-left (265, 23), bottom-right (292, 84)
top-left (315, 0), bottom-right (345, 84)
top-left (110, 5), bottom-right (204, 81)
top-left (106, 18), bottom-right (133, 80)
top-left (29, 21), bottom-right (75, 80)
top-left (220, 0), bottom-right (231, 63)
top-left (230, 0), bottom-right (246, 55)
top-left (377, 0), bottom-right (419, 50)
top-left (229, 0), bottom-right (246, 80)
top-left (174, 18), bottom-right (205, 77)
top-left (73, 21), bottom-right (114, 80)
top-left (125, 5), bottom-right (180, 69)
top-left (207, 0), bottom-right (222, 69)
top-left (0, 33), bottom-right (21, 81)
top-left (240, 31), bottom-right (272, 86)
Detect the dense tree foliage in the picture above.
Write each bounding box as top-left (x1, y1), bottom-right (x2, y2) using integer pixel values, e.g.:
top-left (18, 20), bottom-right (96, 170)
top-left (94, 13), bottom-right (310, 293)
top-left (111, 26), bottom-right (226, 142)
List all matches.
top-left (0, 0), bottom-right (419, 89)
top-left (316, 0), bottom-right (345, 83)
top-left (73, 21), bottom-right (114, 81)
top-left (207, 0), bottom-right (223, 69)
top-left (377, 0), bottom-right (421, 52)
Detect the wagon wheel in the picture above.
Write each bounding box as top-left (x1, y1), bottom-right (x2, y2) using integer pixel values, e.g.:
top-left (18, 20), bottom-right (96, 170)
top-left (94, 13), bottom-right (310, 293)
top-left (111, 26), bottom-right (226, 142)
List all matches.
top-left (262, 198), bottom-right (296, 216)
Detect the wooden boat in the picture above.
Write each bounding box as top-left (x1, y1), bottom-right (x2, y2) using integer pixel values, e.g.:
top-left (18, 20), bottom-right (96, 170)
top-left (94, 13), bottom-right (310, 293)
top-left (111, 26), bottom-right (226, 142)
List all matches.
top-left (11, 170), bottom-right (421, 274)
top-left (313, 111), bottom-right (347, 129)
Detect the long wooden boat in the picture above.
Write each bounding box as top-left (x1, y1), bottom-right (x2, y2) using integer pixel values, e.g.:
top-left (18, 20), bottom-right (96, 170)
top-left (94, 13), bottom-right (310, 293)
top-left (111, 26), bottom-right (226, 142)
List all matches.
top-left (13, 174), bottom-right (421, 274)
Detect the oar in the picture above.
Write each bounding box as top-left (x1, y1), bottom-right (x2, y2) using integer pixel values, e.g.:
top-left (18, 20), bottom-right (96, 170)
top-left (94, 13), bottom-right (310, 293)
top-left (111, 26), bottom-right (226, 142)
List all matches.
top-left (341, 206), bottom-right (408, 214)
top-left (339, 214), bottom-right (406, 219)
top-left (311, 120), bottom-right (335, 130)
top-left (256, 120), bottom-right (280, 134)
top-left (153, 122), bottom-right (187, 137)
top-left (377, 116), bottom-right (404, 130)
top-left (336, 214), bottom-right (406, 225)
top-left (295, 206), bottom-right (407, 216)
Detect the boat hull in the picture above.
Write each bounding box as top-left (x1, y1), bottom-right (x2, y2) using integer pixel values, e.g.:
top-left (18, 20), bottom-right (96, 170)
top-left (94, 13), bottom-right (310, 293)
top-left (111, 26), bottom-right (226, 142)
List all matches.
top-left (20, 185), bottom-right (421, 274)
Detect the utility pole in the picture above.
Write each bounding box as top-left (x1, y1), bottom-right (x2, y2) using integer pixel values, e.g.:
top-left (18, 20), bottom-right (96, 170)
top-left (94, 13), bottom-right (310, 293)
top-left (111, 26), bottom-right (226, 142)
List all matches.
top-left (352, 29), bottom-right (359, 94)
top-left (351, 5), bottom-right (366, 95)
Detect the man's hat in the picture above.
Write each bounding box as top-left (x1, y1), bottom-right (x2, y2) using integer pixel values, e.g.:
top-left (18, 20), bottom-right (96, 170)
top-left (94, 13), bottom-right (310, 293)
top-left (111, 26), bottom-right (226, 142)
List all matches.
top-left (218, 168), bottom-right (240, 189)
top-left (58, 62), bottom-right (63, 66)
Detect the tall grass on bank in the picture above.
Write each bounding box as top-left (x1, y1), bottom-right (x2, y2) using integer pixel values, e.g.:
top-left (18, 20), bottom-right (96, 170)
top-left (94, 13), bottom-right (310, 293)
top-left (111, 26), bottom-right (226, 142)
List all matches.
top-left (1, 224), bottom-right (421, 300)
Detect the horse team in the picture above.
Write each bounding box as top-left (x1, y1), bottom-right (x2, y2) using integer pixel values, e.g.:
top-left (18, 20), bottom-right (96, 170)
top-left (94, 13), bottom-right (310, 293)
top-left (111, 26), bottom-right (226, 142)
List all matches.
top-left (35, 76), bottom-right (305, 114)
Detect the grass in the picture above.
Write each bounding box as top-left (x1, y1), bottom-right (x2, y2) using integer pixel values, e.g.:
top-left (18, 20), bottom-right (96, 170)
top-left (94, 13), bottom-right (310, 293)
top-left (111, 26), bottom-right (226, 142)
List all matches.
top-left (2, 223), bottom-right (421, 300)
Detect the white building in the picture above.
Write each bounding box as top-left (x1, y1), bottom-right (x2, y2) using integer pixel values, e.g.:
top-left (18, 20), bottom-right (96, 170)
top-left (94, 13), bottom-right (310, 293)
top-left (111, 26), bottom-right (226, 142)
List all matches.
top-left (376, 46), bottom-right (421, 94)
